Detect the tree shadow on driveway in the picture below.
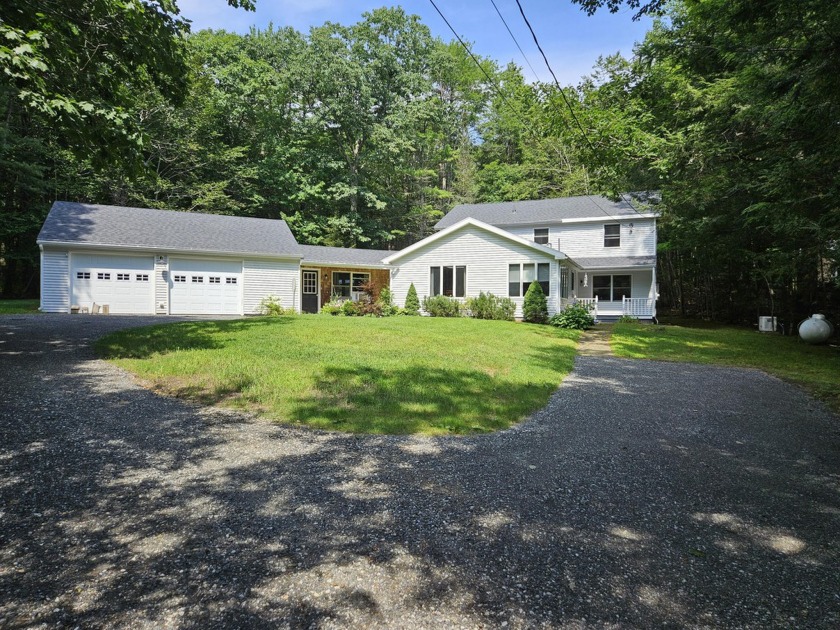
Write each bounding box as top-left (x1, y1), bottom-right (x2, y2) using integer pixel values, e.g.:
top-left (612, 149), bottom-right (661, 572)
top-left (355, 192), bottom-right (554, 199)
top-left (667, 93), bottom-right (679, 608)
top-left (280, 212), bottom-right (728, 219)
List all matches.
top-left (1, 317), bottom-right (838, 628)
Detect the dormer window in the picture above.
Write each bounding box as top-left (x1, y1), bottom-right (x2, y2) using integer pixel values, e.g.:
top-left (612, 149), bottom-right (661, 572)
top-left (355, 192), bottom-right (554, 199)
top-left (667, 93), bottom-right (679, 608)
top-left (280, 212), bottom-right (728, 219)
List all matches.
top-left (533, 228), bottom-right (549, 245)
top-left (604, 224), bottom-right (620, 247)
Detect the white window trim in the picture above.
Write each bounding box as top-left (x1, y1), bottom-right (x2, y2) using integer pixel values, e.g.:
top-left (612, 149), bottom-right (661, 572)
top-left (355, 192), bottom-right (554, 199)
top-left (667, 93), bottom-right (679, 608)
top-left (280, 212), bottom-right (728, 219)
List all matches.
top-left (592, 274), bottom-right (632, 301)
top-left (332, 271), bottom-right (370, 299)
top-left (533, 227), bottom-right (549, 246)
top-left (604, 223), bottom-right (621, 248)
top-left (429, 265), bottom-right (467, 298)
top-left (508, 262), bottom-right (551, 297)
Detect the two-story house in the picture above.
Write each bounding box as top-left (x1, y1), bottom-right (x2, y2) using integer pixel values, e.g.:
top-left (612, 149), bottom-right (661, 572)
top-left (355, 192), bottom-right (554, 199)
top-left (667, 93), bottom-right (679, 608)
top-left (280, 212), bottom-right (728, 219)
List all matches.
top-left (385, 195), bottom-right (658, 321)
top-left (37, 195), bottom-right (657, 320)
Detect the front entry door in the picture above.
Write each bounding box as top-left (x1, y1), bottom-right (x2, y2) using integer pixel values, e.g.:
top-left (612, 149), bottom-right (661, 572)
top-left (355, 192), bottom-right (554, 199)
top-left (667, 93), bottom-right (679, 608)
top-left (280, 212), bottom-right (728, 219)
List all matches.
top-left (301, 270), bottom-right (319, 313)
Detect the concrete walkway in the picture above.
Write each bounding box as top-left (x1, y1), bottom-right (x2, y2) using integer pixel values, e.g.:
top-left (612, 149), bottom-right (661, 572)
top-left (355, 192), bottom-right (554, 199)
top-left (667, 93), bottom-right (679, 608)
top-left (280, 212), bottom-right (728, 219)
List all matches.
top-left (577, 324), bottom-right (614, 357)
top-left (1, 315), bottom-right (838, 628)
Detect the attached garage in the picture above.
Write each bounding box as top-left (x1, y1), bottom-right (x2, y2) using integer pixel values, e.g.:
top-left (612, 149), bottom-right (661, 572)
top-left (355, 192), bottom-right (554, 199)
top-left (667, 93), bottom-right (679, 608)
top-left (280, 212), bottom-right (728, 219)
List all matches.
top-left (37, 202), bottom-right (306, 315)
top-left (169, 258), bottom-right (242, 315)
top-left (71, 253), bottom-right (154, 314)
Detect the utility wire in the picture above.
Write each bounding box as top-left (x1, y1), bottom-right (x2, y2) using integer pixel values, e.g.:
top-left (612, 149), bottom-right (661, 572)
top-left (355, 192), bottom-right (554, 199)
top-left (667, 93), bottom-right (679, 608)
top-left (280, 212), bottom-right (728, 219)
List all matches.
top-left (512, 0), bottom-right (648, 217)
top-left (428, 0), bottom-right (530, 131)
top-left (429, 0), bottom-right (647, 221)
top-left (514, 0), bottom-right (596, 154)
top-left (489, 0), bottom-right (541, 82)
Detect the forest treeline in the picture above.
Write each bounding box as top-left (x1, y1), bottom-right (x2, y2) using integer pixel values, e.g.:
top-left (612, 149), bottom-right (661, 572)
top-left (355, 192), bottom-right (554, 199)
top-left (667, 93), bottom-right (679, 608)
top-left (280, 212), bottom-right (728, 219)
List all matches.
top-left (1, 0), bottom-right (838, 326)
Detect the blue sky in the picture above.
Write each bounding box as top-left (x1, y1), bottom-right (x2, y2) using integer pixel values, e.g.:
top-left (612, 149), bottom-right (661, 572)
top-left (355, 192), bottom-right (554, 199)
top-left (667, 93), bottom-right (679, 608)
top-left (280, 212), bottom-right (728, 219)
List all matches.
top-left (177, 0), bottom-right (652, 86)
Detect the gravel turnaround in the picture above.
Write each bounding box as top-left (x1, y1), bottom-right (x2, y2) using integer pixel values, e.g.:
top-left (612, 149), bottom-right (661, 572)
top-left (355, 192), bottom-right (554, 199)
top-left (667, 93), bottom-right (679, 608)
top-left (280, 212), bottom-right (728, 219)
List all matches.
top-left (1, 315), bottom-right (838, 629)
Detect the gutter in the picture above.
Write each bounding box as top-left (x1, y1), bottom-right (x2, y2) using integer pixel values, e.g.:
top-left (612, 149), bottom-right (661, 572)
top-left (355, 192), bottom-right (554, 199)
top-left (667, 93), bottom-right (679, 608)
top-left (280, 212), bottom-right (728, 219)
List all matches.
top-left (36, 240), bottom-right (303, 262)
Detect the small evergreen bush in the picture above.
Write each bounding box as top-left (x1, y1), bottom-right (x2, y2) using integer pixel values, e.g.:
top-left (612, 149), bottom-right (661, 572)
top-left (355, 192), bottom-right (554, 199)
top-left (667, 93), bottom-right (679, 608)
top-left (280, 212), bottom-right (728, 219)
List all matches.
top-left (465, 292), bottom-right (516, 321)
top-left (523, 281), bottom-right (548, 324)
top-left (258, 294), bottom-right (288, 316)
top-left (404, 283), bottom-right (421, 316)
top-left (422, 295), bottom-right (462, 317)
top-left (549, 303), bottom-right (595, 329)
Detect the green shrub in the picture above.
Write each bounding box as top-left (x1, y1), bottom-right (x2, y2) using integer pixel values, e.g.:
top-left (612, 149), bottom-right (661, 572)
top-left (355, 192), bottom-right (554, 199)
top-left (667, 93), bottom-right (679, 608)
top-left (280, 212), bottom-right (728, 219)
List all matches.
top-left (422, 295), bottom-right (462, 317)
top-left (376, 286), bottom-right (399, 317)
top-left (523, 281), bottom-right (548, 324)
top-left (258, 294), bottom-right (288, 316)
top-left (617, 315), bottom-right (639, 323)
top-left (465, 292), bottom-right (516, 321)
top-left (320, 297), bottom-right (343, 316)
top-left (404, 283), bottom-right (421, 316)
top-left (549, 303), bottom-right (595, 329)
top-left (340, 299), bottom-right (360, 316)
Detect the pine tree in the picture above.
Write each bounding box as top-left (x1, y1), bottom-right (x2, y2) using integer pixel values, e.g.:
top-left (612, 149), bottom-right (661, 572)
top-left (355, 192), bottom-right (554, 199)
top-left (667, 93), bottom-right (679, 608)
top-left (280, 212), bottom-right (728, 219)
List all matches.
top-left (523, 281), bottom-right (548, 324)
top-left (404, 282), bottom-right (421, 315)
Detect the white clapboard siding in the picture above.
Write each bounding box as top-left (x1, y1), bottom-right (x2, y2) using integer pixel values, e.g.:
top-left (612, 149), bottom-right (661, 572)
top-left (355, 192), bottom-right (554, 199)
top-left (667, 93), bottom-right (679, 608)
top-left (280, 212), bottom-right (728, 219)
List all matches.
top-left (243, 259), bottom-right (299, 314)
top-left (390, 225), bottom-right (560, 317)
top-left (41, 249), bottom-right (70, 312)
top-left (506, 218), bottom-right (656, 258)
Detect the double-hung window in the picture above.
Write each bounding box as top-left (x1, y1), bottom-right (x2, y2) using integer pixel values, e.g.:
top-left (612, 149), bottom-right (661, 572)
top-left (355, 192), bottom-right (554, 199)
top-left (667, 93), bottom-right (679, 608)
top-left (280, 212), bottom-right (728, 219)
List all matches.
top-left (533, 228), bottom-right (549, 245)
top-left (604, 224), bottom-right (620, 247)
top-left (509, 262), bottom-right (550, 297)
top-left (430, 265), bottom-right (466, 298)
top-left (593, 275), bottom-right (631, 301)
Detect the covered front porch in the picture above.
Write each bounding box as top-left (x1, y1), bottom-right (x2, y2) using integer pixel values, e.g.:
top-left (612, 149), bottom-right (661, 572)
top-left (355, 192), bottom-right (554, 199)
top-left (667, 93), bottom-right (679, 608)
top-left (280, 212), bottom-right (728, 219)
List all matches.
top-left (558, 257), bottom-right (657, 320)
top-left (297, 245), bottom-right (393, 314)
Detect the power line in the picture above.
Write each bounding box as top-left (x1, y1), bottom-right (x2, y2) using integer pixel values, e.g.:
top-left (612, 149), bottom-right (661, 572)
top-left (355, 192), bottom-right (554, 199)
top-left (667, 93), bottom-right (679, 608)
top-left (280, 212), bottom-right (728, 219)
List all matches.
top-left (429, 0), bottom-right (648, 221)
top-left (512, 0), bottom-right (648, 217)
top-left (428, 0), bottom-right (530, 132)
top-left (513, 0), bottom-right (597, 155)
top-left (489, 0), bottom-right (541, 82)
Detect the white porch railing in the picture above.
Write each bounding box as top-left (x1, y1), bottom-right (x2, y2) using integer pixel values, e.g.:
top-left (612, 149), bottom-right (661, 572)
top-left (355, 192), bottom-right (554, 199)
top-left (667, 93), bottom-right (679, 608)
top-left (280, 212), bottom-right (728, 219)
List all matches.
top-left (560, 298), bottom-right (598, 317)
top-left (622, 297), bottom-right (655, 318)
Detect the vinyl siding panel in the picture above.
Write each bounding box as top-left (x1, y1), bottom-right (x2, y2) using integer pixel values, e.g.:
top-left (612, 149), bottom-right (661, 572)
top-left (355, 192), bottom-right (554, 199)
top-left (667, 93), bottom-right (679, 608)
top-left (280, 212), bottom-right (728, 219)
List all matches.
top-left (506, 218), bottom-right (656, 259)
top-left (41, 249), bottom-right (70, 312)
top-left (390, 225), bottom-right (559, 317)
top-left (243, 259), bottom-right (299, 314)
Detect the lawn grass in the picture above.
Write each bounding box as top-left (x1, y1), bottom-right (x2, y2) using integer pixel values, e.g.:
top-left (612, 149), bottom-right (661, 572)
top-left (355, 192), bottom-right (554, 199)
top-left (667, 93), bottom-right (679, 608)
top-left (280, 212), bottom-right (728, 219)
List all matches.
top-left (0, 299), bottom-right (40, 314)
top-left (612, 322), bottom-right (840, 415)
top-left (97, 316), bottom-right (579, 435)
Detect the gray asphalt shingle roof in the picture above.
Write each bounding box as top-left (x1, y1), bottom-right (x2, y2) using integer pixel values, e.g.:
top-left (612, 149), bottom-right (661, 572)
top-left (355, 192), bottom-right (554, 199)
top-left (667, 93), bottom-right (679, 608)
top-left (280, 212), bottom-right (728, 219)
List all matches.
top-left (298, 244), bottom-right (391, 267)
top-left (572, 256), bottom-right (656, 269)
top-left (37, 202), bottom-right (300, 258)
top-left (435, 195), bottom-right (643, 229)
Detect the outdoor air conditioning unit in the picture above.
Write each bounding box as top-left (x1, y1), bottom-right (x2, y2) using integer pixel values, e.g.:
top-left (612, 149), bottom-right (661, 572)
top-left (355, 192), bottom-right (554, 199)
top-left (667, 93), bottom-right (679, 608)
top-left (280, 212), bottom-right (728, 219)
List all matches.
top-left (758, 316), bottom-right (777, 332)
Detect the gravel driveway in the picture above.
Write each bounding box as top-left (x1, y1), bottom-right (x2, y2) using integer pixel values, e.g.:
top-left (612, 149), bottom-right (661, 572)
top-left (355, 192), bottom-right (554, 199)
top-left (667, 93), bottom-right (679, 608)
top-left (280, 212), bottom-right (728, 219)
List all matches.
top-left (1, 315), bottom-right (838, 629)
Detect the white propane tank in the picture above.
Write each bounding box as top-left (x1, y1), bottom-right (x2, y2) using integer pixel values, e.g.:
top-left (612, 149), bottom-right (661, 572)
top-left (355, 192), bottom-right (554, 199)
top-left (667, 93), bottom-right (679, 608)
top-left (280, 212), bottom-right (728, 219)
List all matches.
top-left (798, 314), bottom-right (834, 344)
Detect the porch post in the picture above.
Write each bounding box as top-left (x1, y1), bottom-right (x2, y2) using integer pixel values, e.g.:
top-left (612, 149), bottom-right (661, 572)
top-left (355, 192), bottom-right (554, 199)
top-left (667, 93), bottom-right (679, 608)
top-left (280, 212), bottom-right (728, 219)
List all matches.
top-left (651, 265), bottom-right (657, 317)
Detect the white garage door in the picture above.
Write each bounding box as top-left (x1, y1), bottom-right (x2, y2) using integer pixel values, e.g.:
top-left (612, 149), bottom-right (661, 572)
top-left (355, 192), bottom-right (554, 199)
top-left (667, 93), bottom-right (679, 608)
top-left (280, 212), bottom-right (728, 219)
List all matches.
top-left (169, 258), bottom-right (242, 315)
top-left (71, 253), bottom-right (155, 314)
